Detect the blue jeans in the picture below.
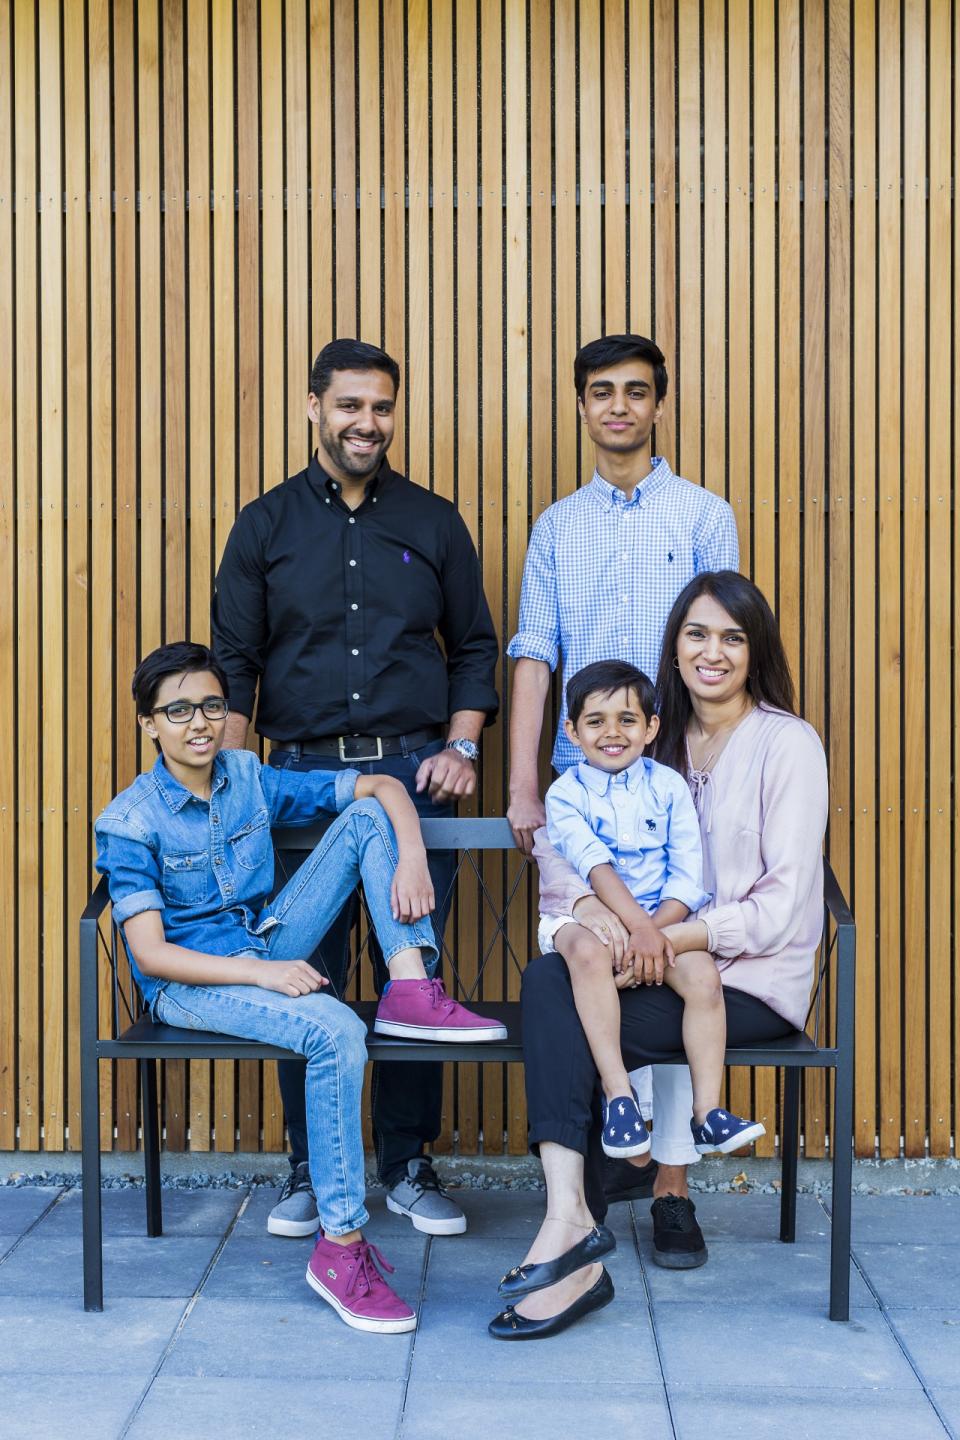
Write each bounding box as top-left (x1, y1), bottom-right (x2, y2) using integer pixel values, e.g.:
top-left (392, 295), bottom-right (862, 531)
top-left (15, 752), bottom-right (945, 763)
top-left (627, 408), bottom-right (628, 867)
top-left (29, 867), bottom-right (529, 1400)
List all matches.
top-left (152, 799), bottom-right (437, 1235)
top-left (270, 739), bottom-right (456, 1183)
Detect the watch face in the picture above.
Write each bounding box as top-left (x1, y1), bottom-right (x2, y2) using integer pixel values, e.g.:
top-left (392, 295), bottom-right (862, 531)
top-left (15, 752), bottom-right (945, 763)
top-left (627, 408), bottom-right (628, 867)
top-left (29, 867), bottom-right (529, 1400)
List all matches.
top-left (448, 739), bottom-right (479, 762)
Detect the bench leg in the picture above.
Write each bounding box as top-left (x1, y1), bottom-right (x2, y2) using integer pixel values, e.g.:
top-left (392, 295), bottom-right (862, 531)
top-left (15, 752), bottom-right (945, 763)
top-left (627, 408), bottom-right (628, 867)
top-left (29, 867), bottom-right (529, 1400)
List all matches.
top-left (779, 1067), bottom-right (800, 1243)
top-left (141, 1059), bottom-right (163, 1237)
top-left (80, 1042), bottom-right (103, 1312)
top-left (829, 1054), bottom-right (854, 1320)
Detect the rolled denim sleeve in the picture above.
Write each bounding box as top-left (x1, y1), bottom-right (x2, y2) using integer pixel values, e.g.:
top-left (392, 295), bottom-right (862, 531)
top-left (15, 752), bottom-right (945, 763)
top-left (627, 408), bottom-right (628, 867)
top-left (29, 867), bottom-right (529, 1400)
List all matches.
top-left (94, 818), bottom-right (165, 924)
top-left (506, 512), bottom-right (561, 669)
top-left (659, 776), bottom-right (711, 913)
top-left (545, 776), bottom-right (615, 882)
top-left (261, 762), bottom-right (361, 825)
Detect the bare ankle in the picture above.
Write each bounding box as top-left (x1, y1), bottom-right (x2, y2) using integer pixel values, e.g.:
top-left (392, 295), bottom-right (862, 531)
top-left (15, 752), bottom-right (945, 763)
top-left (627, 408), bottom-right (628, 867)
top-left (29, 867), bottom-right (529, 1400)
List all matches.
top-left (388, 949), bottom-right (427, 980)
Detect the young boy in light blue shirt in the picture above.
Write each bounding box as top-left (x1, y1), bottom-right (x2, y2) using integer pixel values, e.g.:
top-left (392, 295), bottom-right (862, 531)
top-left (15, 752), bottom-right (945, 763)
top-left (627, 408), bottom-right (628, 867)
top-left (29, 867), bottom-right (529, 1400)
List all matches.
top-left (541, 660), bottom-right (764, 1157)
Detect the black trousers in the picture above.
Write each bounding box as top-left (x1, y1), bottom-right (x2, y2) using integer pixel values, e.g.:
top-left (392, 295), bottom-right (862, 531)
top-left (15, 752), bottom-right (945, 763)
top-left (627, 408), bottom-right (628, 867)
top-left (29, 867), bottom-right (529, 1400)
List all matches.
top-left (269, 741), bottom-right (456, 1185)
top-left (520, 952), bottom-right (795, 1225)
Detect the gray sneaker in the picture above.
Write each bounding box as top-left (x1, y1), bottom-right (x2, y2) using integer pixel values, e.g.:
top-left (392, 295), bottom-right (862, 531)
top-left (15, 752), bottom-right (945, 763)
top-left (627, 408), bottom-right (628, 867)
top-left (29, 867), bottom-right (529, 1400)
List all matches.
top-left (385, 1158), bottom-right (467, 1235)
top-left (267, 1161), bottom-right (319, 1237)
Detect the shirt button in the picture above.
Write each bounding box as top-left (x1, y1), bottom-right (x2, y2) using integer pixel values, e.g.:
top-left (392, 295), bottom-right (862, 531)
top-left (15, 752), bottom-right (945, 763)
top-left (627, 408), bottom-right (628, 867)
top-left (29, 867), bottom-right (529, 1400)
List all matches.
top-left (325, 497), bottom-right (331, 504)
top-left (348, 516), bottom-right (356, 524)
top-left (621, 834), bottom-right (630, 841)
top-left (349, 559), bottom-right (357, 567)
top-left (212, 816), bottom-right (219, 825)
top-left (618, 858), bottom-right (626, 866)
top-left (352, 692), bottom-right (360, 700)
top-left (214, 857), bottom-right (222, 866)
top-left (351, 648), bottom-right (359, 656)
top-left (350, 603), bottom-right (358, 611)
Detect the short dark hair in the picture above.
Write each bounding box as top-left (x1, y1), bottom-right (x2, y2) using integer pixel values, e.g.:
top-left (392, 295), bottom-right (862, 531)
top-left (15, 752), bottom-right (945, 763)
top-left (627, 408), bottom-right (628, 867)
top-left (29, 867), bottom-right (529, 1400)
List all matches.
top-left (573, 334), bottom-right (668, 404)
top-left (132, 642), bottom-right (229, 718)
top-left (653, 572), bottom-right (797, 777)
top-left (566, 660), bottom-right (656, 727)
top-left (309, 338), bottom-right (401, 400)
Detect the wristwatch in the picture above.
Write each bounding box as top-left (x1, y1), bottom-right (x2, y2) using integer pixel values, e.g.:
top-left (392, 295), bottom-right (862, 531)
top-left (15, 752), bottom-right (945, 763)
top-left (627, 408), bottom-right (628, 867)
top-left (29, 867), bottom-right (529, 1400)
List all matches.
top-left (445, 737), bottom-right (479, 763)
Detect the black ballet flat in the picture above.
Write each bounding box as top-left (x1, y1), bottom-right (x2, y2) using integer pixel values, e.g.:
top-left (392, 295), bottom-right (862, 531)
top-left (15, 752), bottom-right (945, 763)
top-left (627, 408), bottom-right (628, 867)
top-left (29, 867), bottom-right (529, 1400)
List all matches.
top-left (488, 1267), bottom-right (615, 1340)
top-left (497, 1223), bottom-right (616, 1300)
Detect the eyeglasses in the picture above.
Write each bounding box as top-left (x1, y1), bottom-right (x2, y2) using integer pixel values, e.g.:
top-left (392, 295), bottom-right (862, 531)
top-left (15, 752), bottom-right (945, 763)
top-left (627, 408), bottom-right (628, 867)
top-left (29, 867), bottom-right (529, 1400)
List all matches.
top-left (150, 697), bottom-right (230, 724)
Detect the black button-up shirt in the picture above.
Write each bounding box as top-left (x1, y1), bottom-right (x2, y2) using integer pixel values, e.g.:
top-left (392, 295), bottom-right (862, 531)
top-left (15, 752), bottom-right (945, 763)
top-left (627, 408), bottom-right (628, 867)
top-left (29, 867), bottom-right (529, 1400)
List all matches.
top-left (211, 455), bottom-right (499, 742)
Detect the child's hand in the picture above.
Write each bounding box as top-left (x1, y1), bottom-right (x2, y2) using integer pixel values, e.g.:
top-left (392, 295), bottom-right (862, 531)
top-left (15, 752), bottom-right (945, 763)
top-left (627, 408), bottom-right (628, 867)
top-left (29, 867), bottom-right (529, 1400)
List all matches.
top-left (570, 895), bottom-right (630, 970)
top-left (625, 924), bottom-right (676, 986)
top-left (391, 856), bottom-right (435, 922)
top-left (253, 960), bottom-right (329, 997)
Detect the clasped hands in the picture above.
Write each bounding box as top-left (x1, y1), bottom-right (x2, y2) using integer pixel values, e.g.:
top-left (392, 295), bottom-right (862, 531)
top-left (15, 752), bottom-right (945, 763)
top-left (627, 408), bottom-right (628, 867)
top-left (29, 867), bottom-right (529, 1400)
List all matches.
top-left (571, 895), bottom-right (676, 988)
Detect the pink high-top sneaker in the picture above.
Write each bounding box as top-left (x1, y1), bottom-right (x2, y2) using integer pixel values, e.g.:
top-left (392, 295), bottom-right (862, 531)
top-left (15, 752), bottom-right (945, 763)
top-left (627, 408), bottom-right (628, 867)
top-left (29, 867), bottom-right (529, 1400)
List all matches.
top-left (374, 978), bottom-right (507, 1042)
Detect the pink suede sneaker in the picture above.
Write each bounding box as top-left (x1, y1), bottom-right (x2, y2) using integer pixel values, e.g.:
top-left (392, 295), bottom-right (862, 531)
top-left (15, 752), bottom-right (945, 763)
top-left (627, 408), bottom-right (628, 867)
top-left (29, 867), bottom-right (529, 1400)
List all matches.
top-left (306, 1234), bottom-right (417, 1333)
top-left (374, 978), bottom-right (508, 1042)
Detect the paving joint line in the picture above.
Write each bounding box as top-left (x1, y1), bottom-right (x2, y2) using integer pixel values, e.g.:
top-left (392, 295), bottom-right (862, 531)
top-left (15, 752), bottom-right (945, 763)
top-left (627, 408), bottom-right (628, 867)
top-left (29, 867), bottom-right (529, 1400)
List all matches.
top-left (115, 1186), bottom-right (252, 1439)
top-left (0, 1186), bottom-right (69, 1266)
top-left (630, 1202), bottom-right (678, 1439)
top-left (392, 1235), bottom-right (432, 1440)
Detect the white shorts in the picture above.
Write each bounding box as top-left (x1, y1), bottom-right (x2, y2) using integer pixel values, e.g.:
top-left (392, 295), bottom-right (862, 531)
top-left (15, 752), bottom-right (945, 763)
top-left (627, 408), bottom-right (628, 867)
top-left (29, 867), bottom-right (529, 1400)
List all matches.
top-left (537, 912), bottom-right (582, 956)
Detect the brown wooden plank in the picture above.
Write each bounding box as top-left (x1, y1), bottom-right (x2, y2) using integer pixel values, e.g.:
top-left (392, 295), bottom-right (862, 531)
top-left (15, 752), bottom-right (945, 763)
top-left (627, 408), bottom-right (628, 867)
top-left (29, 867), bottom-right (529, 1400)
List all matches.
top-left (381, 0), bottom-right (405, 465)
top-left (0, 0), bottom-right (16, 1150)
top-left (554, 0), bottom-right (577, 499)
top-left (357, 0), bottom-right (381, 345)
top-left (627, 0), bottom-right (651, 337)
top-left (186, 0), bottom-right (214, 1149)
top-left (926, 0), bottom-right (952, 1158)
top-left (64, 0), bottom-right (89, 1152)
top-left (14, 0), bottom-right (40, 1156)
top-left (676, 0), bottom-right (700, 486)
top-left (651, 0), bottom-right (676, 464)
top-left (776, 0), bottom-right (801, 683)
top-left (877, 0), bottom-right (902, 1159)
top-left (901, 0), bottom-right (926, 1157)
top-left (603, 0), bottom-right (627, 333)
top-left (579, 0), bottom-right (601, 488)
top-left (702, 0), bottom-right (725, 504)
top-left (333, 0), bottom-right (357, 337)
top-left (285, 0), bottom-right (310, 484)
top-left (407, 0), bottom-right (430, 493)
top-left (851, 0), bottom-right (877, 1159)
top-left (310, 0), bottom-right (334, 369)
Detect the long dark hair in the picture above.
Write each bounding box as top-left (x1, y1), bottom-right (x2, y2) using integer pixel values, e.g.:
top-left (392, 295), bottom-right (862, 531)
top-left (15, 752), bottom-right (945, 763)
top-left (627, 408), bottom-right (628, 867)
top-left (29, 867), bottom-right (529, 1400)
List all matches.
top-left (652, 571), bottom-right (797, 776)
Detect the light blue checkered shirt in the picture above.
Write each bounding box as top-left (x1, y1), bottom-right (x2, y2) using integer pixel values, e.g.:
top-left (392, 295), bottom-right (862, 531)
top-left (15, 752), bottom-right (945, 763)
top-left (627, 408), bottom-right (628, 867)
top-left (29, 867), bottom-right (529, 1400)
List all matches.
top-left (507, 458), bottom-right (739, 773)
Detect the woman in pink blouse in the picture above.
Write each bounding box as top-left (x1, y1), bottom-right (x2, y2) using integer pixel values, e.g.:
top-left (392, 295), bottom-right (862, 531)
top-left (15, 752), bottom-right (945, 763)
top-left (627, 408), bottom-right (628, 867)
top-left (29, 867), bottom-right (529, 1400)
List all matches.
top-left (489, 572), bottom-right (828, 1340)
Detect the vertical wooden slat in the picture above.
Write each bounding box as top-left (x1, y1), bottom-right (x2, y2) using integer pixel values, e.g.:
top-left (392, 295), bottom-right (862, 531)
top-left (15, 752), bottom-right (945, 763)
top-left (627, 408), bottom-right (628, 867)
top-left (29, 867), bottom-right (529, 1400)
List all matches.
top-left (64, 0), bottom-right (89, 1151)
top-left (851, 0), bottom-right (877, 1158)
top-left (407, 0), bottom-right (430, 491)
top-left (676, 0), bottom-right (700, 485)
top-left (88, 0), bottom-right (115, 1151)
top-left (554, 0), bottom-right (577, 495)
top-left (357, 0), bottom-right (381, 345)
top-left (777, 0), bottom-right (802, 680)
top-left (702, 0), bottom-right (724, 501)
top-left (14, 0), bottom-right (40, 1156)
top-left (333, 0), bottom-right (357, 338)
top-left (603, 1), bottom-right (627, 333)
top-left (211, 0), bottom-right (237, 1152)
top-left (651, 0), bottom-right (675, 462)
top-left (579, 0), bottom-right (601, 491)
top-left (285, 0), bottom-right (310, 483)
top-left (926, 0), bottom-right (952, 1157)
top-left (877, 0), bottom-right (902, 1159)
top-left (627, 0), bottom-right (651, 337)
top-left (0, 0), bottom-right (16, 1150)
top-left (382, 0), bottom-right (405, 464)
top-left (186, 0), bottom-right (213, 1149)
top-left (38, 0), bottom-right (64, 1152)
top-left (901, 0), bottom-right (926, 1157)
top-left (310, 0), bottom-right (334, 361)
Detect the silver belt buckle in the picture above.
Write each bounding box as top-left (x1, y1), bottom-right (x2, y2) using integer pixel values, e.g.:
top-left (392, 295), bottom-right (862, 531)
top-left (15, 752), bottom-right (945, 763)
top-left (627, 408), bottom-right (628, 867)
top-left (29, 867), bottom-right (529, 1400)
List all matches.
top-left (338, 735), bottom-right (384, 763)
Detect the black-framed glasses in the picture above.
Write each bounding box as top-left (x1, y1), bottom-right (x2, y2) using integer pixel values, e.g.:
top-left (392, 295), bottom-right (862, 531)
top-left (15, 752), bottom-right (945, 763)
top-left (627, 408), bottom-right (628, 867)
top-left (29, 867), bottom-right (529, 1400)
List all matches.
top-left (150, 697), bottom-right (230, 724)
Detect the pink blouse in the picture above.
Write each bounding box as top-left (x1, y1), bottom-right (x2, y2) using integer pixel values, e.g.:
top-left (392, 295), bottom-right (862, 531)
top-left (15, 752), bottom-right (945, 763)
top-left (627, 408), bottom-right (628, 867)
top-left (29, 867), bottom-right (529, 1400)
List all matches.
top-left (534, 705), bottom-right (829, 1031)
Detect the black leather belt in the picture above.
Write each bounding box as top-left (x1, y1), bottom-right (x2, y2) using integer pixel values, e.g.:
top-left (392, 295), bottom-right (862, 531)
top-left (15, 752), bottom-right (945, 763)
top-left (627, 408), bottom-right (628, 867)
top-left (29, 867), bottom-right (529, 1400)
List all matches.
top-left (275, 725), bottom-right (443, 763)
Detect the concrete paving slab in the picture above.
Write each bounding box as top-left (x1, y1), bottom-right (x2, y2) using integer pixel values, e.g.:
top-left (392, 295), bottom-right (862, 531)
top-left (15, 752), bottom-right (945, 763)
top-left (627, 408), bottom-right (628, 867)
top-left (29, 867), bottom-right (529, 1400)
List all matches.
top-left (0, 1296), bottom-right (184, 1375)
top-left (642, 1239), bottom-right (875, 1310)
top-left (655, 1304), bottom-right (920, 1389)
top-left (203, 1231), bottom-right (424, 1303)
top-left (0, 1185), bottom-right (63, 1234)
top-left (826, 1195), bottom-right (960, 1244)
top-left (127, 1376), bottom-right (404, 1440)
top-left (413, 1283), bottom-right (661, 1385)
top-left (668, 1385), bottom-right (942, 1440)
top-left (855, 1243), bottom-right (960, 1310)
top-left (929, 1388), bottom-right (960, 1432)
top-left (38, 1186), bottom-right (245, 1238)
top-left (421, 1232), bottom-right (646, 1304)
top-left (0, 1231), bottom-right (221, 1299)
top-left (401, 1381), bottom-right (672, 1438)
top-left (674, 1192), bottom-right (830, 1243)
top-left (445, 1187), bottom-right (635, 1241)
top-left (163, 1293), bottom-right (414, 1380)
top-left (884, 1309), bottom-right (960, 1389)
top-left (1, 1371), bottom-right (148, 1440)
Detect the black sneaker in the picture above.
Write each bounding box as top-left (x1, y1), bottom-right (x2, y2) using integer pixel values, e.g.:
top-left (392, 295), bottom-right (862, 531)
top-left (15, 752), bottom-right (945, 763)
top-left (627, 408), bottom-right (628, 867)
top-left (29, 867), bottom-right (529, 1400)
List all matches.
top-left (650, 1193), bottom-right (708, 1269)
top-left (602, 1154), bottom-right (658, 1203)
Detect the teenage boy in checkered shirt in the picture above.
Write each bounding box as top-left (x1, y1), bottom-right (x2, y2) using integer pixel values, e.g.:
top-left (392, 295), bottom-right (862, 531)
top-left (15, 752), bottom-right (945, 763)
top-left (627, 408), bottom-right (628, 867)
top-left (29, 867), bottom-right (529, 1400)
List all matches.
top-left (506, 333), bottom-right (738, 1268)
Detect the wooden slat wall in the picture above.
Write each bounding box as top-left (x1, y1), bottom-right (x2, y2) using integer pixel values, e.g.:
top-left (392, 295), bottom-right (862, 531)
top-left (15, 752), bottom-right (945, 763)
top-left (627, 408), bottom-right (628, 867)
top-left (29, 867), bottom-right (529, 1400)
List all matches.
top-left (1, 0), bottom-right (957, 1162)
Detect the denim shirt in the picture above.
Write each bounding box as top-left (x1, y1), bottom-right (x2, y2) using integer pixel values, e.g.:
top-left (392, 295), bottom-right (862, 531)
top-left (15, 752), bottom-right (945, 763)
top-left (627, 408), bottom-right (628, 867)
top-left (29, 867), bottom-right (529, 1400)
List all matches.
top-left (545, 753), bottom-right (711, 916)
top-left (95, 750), bottom-right (359, 1006)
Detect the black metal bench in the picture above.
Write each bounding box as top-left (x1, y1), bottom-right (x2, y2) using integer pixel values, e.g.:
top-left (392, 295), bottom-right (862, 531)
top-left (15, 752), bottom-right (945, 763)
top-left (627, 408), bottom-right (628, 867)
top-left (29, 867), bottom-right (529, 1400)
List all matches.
top-left (80, 816), bottom-right (855, 1320)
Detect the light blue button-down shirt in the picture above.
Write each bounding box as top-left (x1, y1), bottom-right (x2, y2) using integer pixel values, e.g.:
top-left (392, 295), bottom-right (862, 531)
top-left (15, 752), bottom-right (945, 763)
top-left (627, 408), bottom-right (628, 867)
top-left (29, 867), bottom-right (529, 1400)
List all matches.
top-left (507, 458), bottom-right (739, 772)
top-left (545, 753), bottom-right (710, 916)
top-left (95, 749), bottom-right (359, 1006)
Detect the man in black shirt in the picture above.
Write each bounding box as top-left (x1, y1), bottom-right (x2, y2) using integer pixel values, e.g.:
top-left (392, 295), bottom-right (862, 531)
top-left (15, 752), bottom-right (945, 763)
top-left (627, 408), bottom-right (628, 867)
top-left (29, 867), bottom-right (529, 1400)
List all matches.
top-left (213, 338), bottom-right (500, 1238)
